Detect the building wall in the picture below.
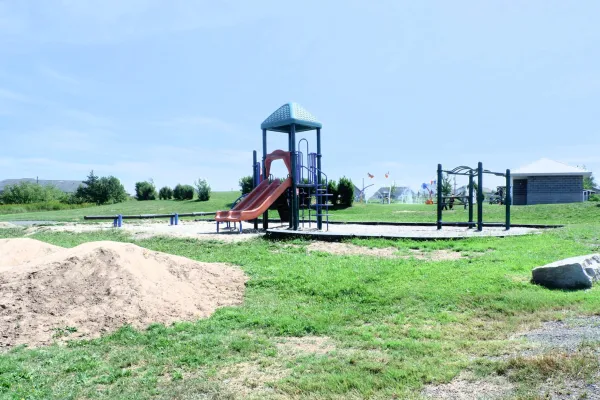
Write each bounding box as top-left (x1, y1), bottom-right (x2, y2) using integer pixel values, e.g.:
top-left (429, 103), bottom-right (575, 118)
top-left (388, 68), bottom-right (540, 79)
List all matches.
top-left (526, 175), bottom-right (583, 205)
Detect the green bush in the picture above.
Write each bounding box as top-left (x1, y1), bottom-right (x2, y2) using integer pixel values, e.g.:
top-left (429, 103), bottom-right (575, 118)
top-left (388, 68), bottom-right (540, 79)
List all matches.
top-left (135, 181), bottom-right (157, 201)
top-left (0, 182), bottom-right (66, 204)
top-left (173, 184), bottom-right (194, 200)
top-left (589, 194), bottom-right (600, 202)
top-left (158, 186), bottom-right (173, 200)
top-left (195, 178), bottom-right (211, 201)
top-left (338, 176), bottom-right (355, 208)
top-left (0, 201), bottom-right (94, 215)
top-left (239, 176), bottom-right (254, 195)
top-left (74, 171), bottom-right (128, 205)
top-left (327, 180), bottom-right (339, 206)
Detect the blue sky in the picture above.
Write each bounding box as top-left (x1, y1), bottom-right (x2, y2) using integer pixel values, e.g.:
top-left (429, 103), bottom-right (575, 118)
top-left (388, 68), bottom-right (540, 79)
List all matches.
top-left (1, 1), bottom-right (598, 196)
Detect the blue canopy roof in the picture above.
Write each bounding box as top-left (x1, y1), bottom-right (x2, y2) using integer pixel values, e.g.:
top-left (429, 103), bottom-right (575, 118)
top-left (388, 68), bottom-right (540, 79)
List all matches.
top-left (261, 102), bottom-right (322, 133)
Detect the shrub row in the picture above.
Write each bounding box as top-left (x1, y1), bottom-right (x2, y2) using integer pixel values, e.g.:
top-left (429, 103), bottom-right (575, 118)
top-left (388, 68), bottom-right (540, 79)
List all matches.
top-left (137, 179), bottom-right (211, 202)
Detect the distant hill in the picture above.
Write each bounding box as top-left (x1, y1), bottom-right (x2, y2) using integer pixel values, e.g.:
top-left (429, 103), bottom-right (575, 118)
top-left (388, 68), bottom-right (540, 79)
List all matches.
top-left (0, 178), bottom-right (84, 194)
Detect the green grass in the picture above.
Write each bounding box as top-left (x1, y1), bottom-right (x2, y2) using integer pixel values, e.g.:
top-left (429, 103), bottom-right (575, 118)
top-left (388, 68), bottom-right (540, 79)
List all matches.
top-left (0, 219), bottom-right (599, 398)
top-left (2, 191), bottom-right (598, 227)
top-left (0, 191), bottom-right (239, 222)
top-left (0, 201), bottom-right (95, 215)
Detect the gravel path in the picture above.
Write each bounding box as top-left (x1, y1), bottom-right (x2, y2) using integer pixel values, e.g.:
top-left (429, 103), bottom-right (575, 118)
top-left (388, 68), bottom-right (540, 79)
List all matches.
top-left (517, 316), bottom-right (600, 353)
top-left (270, 224), bottom-right (539, 239)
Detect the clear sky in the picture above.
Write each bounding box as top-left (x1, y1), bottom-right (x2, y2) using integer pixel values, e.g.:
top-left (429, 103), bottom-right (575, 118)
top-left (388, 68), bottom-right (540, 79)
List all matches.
top-left (1, 1), bottom-right (598, 197)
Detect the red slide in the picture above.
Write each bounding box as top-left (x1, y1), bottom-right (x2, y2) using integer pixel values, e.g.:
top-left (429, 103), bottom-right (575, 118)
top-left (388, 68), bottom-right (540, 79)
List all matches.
top-left (215, 177), bottom-right (292, 223)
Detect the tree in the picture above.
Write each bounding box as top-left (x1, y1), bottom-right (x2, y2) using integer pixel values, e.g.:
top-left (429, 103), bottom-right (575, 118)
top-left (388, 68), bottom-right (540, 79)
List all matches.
top-left (337, 176), bottom-right (355, 208)
top-left (158, 186), bottom-right (173, 200)
top-left (584, 174), bottom-right (596, 190)
top-left (327, 180), bottom-right (339, 206)
top-left (95, 176), bottom-right (128, 205)
top-left (442, 173), bottom-right (452, 196)
top-left (0, 182), bottom-right (65, 204)
top-left (578, 165), bottom-right (596, 190)
top-left (135, 181), bottom-right (157, 200)
top-left (74, 171), bottom-right (127, 205)
top-left (173, 184), bottom-right (195, 200)
top-left (239, 176), bottom-right (254, 195)
top-left (195, 178), bottom-right (211, 201)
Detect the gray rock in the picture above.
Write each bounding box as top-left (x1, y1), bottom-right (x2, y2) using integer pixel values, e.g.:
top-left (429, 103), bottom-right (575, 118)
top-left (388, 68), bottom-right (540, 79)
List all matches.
top-left (532, 254), bottom-right (600, 290)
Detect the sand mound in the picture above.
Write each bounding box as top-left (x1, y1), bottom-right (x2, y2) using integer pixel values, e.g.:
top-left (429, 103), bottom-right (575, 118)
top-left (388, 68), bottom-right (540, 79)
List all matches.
top-left (0, 238), bottom-right (64, 271)
top-left (0, 240), bottom-right (247, 347)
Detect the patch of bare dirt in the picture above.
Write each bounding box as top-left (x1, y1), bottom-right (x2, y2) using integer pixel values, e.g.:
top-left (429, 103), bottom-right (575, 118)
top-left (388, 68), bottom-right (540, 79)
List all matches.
top-left (307, 242), bottom-right (398, 257)
top-left (0, 239), bottom-right (247, 348)
top-left (306, 242), bottom-right (464, 261)
top-left (219, 360), bottom-right (289, 399)
top-left (407, 249), bottom-right (463, 261)
top-left (422, 371), bottom-right (514, 399)
top-left (25, 220), bottom-right (261, 243)
top-left (275, 336), bottom-right (335, 356)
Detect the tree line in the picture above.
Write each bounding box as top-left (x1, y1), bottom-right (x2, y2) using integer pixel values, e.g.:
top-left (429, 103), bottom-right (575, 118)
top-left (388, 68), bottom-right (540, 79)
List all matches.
top-left (0, 171), bottom-right (212, 205)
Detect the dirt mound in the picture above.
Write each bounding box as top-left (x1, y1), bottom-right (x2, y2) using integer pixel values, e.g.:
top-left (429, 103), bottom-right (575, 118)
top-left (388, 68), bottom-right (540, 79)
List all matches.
top-left (0, 238), bottom-right (63, 271)
top-left (0, 240), bottom-right (247, 347)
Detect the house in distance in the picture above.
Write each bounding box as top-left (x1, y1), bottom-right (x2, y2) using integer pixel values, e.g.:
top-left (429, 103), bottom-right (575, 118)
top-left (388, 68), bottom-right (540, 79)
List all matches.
top-left (511, 158), bottom-right (591, 205)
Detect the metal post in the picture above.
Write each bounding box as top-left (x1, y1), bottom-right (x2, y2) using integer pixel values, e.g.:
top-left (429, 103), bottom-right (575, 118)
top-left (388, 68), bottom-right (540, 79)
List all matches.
top-left (118, 214), bottom-right (123, 228)
top-left (437, 164), bottom-right (443, 230)
top-left (253, 150), bottom-right (258, 230)
top-left (290, 124), bottom-right (298, 230)
top-left (477, 162), bottom-right (483, 231)
top-left (175, 213), bottom-right (179, 225)
top-left (505, 169), bottom-right (511, 230)
top-left (468, 171), bottom-right (474, 227)
top-left (316, 128), bottom-right (322, 230)
top-left (262, 129), bottom-right (268, 230)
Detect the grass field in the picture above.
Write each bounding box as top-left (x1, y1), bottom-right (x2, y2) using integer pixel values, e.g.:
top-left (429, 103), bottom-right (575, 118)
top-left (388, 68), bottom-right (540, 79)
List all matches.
top-left (0, 192), bottom-right (239, 222)
top-left (0, 203), bottom-right (599, 398)
top-left (1, 190), bottom-right (598, 225)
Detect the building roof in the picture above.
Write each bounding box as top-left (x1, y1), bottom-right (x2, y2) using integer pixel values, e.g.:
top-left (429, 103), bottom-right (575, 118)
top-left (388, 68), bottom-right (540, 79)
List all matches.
top-left (261, 102), bottom-right (322, 133)
top-left (0, 178), bottom-right (84, 193)
top-left (512, 158), bottom-right (592, 177)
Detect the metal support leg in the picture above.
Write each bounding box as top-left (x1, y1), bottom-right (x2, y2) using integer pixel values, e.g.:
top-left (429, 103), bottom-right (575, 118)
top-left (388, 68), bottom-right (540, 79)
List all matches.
top-left (477, 162), bottom-right (483, 232)
top-left (505, 169), bottom-right (511, 230)
top-left (437, 164), bottom-right (443, 230)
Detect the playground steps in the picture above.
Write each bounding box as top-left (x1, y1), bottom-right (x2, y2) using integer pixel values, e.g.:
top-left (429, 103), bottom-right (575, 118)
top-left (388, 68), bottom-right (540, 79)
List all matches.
top-left (297, 182), bottom-right (330, 231)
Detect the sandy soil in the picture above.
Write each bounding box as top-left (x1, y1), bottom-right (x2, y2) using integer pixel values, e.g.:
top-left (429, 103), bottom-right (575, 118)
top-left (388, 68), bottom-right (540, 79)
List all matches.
top-left (0, 238), bottom-right (63, 271)
top-left (24, 220), bottom-right (265, 242)
top-left (0, 239), bottom-right (247, 347)
top-left (306, 242), bottom-right (464, 261)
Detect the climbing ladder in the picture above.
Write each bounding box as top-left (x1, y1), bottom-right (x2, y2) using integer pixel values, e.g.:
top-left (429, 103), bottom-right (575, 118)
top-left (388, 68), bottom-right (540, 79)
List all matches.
top-left (295, 140), bottom-right (330, 231)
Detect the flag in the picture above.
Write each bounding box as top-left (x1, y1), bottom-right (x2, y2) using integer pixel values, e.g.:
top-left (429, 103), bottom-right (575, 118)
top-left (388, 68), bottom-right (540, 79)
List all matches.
top-left (367, 173), bottom-right (374, 178)
top-left (385, 171), bottom-right (389, 178)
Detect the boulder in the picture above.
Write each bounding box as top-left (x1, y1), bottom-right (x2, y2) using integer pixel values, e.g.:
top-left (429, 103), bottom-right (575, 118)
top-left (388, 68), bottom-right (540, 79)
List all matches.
top-left (532, 254), bottom-right (600, 290)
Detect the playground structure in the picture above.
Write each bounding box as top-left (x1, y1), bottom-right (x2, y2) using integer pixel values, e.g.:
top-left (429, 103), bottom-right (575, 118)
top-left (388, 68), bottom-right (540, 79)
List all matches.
top-left (436, 162), bottom-right (511, 231)
top-left (215, 103), bottom-right (330, 232)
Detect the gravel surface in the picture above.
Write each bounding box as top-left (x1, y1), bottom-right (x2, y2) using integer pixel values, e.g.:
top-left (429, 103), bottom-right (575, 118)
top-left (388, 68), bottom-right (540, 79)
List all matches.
top-left (517, 316), bottom-right (600, 353)
top-left (270, 224), bottom-right (539, 239)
